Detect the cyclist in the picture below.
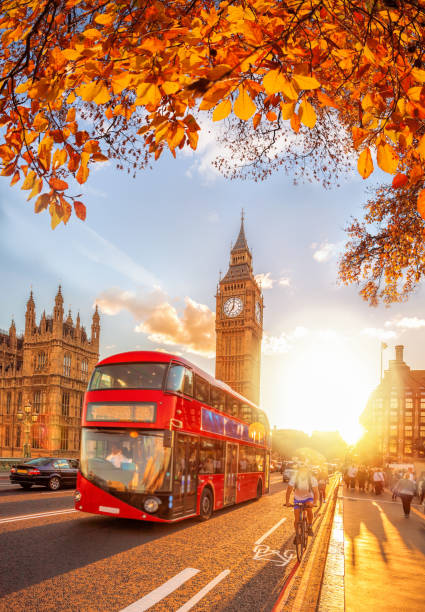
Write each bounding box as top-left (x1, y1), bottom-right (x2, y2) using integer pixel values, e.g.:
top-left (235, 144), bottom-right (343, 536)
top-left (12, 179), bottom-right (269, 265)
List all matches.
top-left (285, 463), bottom-right (318, 540)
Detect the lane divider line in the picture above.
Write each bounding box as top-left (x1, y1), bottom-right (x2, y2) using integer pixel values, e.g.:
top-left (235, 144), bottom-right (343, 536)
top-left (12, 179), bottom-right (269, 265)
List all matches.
top-left (176, 569), bottom-right (231, 612)
top-left (0, 509), bottom-right (76, 524)
top-left (119, 568), bottom-right (200, 612)
top-left (255, 517), bottom-right (287, 546)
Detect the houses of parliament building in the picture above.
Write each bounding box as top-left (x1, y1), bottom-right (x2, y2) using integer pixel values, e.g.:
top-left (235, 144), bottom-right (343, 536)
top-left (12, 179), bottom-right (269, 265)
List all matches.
top-left (0, 287), bottom-right (100, 458)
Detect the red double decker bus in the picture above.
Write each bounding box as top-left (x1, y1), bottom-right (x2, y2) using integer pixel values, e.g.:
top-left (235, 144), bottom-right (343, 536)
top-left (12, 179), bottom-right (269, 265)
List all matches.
top-left (75, 351), bottom-right (271, 522)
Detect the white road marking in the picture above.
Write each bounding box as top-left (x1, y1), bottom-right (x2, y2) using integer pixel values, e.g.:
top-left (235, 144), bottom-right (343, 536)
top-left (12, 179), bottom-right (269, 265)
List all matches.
top-left (255, 517), bottom-right (287, 545)
top-left (0, 509), bottom-right (77, 524)
top-left (343, 496), bottom-right (422, 507)
top-left (176, 569), bottom-right (230, 612)
top-left (119, 568), bottom-right (200, 612)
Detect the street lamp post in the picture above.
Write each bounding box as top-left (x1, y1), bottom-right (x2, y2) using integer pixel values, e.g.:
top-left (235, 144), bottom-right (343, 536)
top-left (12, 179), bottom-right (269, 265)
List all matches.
top-left (17, 401), bottom-right (38, 458)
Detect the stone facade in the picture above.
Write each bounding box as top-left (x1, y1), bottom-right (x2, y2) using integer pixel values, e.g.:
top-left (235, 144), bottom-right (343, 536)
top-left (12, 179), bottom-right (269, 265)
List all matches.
top-left (0, 287), bottom-right (100, 458)
top-left (215, 215), bottom-right (263, 404)
top-left (363, 345), bottom-right (425, 462)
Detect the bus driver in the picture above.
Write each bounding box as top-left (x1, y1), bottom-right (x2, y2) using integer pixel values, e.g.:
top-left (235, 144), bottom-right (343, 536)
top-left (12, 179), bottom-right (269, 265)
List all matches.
top-left (106, 444), bottom-right (131, 468)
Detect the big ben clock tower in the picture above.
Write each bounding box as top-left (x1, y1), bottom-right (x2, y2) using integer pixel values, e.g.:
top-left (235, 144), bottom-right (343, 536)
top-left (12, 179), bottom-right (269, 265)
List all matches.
top-left (215, 213), bottom-right (263, 404)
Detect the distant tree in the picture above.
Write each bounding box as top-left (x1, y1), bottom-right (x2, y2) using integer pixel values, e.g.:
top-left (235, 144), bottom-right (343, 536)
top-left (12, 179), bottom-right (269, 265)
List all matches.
top-left (2, 2), bottom-right (425, 302)
top-left (272, 429), bottom-right (309, 460)
top-left (309, 431), bottom-right (347, 461)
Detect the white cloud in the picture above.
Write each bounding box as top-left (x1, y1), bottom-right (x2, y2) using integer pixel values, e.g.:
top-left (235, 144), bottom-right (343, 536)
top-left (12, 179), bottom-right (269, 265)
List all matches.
top-left (96, 288), bottom-right (215, 357)
top-left (311, 241), bottom-right (340, 263)
top-left (207, 211), bottom-right (219, 223)
top-left (279, 276), bottom-right (291, 287)
top-left (361, 327), bottom-right (397, 341)
top-left (385, 316), bottom-right (425, 329)
top-left (262, 332), bottom-right (291, 355)
top-left (255, 272), bottom-right (275, 289)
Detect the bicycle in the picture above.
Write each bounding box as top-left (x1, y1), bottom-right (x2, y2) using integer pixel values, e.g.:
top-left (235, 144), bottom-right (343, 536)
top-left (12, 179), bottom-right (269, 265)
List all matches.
top-left (288, 502), bottom-right (313, 562)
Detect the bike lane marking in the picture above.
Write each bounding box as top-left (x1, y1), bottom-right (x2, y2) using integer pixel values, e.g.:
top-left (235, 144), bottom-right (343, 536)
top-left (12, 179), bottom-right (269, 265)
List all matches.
top-left (175, 569), bottom-right (231, 612)
top-left (119, 568), bottom-right (199, 611)
top-left (0, 508), bottom-right (77, 524)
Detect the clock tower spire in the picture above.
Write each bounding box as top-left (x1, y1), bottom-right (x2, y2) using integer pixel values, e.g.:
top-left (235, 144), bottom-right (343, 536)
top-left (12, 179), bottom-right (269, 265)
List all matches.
top-left (215, 213), bottom-right (263, 404)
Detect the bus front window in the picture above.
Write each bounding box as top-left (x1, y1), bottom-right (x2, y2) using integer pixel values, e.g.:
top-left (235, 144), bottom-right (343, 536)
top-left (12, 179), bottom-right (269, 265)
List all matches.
top-left (81, 429), bottom-right (171, 494)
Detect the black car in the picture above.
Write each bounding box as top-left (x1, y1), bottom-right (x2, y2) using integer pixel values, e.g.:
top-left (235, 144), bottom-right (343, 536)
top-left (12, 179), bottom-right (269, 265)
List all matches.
top-left (10, 457), bottom-right (79, 491)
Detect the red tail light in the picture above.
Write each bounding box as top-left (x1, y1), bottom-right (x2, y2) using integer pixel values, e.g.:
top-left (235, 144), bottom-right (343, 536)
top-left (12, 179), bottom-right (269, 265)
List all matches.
top-left (10, 468), bottom-right (16, 473)
top-left (28, 469), bottom-right (40, 475)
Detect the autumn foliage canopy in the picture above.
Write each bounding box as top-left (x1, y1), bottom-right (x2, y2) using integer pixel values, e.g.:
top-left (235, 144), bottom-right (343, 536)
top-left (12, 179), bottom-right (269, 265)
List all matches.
top-left (2, 0), bottom-right (425, 302)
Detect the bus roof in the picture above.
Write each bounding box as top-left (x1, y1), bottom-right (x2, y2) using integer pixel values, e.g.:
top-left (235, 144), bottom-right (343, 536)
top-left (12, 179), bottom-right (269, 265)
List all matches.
top-left (96, 350), bottom-right (259, 409)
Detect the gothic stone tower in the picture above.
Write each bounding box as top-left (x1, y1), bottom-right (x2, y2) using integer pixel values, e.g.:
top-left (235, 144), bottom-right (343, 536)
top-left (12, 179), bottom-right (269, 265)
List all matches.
top-left (215, 215), bottom-right (263, 404)
top-left (0, 287), bottom-right (100, 458)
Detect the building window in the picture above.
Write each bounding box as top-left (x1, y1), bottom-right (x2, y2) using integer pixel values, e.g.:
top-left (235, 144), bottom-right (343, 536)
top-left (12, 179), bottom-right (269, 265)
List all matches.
top-left (32, 425), bottom-right (41, 449)
top-left (389, 439), bottom-right (397, 454)
top-left (79, 393), bottom-right (83, 418)
top-left (6, 392), bottom-right (11, 414)
top-left (5, 426), bottom-right (10, 447)
top-left (60, 428), bottom-right (68, 450)
top-left (420, 412), bottom-right (425, 424)
top-left (63, 354), bottom-right (71, 377)
top-left (16, 425), bottom-right (21, 448)
top-left (33, 391), bottom-right (42, 414)
top-left (390, 396), bottom-right (398, 410)
top-left (404, 411), bottom-right (413, 424)
top-left (35, 352), bottom-right (46, 370)
top-left (390, 410), bottom-right (398, 423)
top-left (17, 392), bottom-right (22, 411)
top-left (81, 359), bottom-right (88, 379)
top-left (62, 392), bottom-right (70, 417)
top-left (390, 425), bottom-right (397, 434)
top-left (405, 397), bottom-right (413, 410)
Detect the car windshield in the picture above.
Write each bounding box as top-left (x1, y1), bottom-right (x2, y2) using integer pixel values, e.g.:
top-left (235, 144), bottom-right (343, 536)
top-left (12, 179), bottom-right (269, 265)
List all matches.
top-left (23, 458), bottom-right (51, 466)
top-left (80, 429), bottom-right (171, 495)
top-left (88, 363), bottom-right (167, 391)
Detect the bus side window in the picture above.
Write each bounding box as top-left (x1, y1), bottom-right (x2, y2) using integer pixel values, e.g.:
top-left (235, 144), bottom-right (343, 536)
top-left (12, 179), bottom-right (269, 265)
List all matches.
top-left (241, 403), bottom-right (252, 423)
top-left (211, 387), bottom-right (225, 412)
top-left (226, 395), bottom-right (240, 418)
top-left (166, 365), bottom-right (193, 396)
top-left (194, 375), bottom-right (210, 404)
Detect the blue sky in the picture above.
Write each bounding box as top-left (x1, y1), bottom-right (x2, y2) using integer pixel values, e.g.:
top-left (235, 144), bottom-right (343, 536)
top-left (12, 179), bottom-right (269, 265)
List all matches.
top-left (2, 122), bottom-right (425, 443)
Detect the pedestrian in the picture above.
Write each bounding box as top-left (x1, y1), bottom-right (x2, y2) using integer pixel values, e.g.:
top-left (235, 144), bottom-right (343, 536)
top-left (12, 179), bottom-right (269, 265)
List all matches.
top-left (394, 473), bottom-right (416, 517)
top-left (418, 472), bottom-right (425, 504)
top-left (347, 464), bottom-right (358, 490)
top-left (373, 468), bottom-right (385, 495)
top-left (357, 466), bottom-right (367, 492)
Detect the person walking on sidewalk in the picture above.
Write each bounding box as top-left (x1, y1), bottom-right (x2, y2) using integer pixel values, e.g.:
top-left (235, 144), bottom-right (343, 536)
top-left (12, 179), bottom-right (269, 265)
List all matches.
top-left (373, 468), bottom-right (385, 495)
top-left (394, 473), bottom-right (416, 517)
top-left (285, 464), bottom-right (318, 540)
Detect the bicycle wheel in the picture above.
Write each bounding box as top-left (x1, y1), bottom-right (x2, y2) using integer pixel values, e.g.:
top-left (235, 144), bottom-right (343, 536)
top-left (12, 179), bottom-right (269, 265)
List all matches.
top-left (302, 518), bottom-right (309, 549)
top-left (295, 521), bottom-right (304, 562)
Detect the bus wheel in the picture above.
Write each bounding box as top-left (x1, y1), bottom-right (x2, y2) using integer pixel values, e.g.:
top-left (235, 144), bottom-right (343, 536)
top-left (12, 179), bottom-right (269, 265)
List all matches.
top-left (256, 479), bottom-right (262, 500)
top-left (199, 488), bottom-right (213, 521)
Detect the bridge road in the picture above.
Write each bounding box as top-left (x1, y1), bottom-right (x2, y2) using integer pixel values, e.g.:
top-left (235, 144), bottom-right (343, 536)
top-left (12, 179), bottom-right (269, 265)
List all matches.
top-left (0, 474), bottom-right (298, 612)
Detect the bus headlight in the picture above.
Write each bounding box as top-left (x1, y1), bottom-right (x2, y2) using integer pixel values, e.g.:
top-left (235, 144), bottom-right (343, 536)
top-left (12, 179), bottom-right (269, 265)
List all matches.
top-left (74, 490), bottom-right (82, 502)
top-left (144, 497), bottom-right (159, 513)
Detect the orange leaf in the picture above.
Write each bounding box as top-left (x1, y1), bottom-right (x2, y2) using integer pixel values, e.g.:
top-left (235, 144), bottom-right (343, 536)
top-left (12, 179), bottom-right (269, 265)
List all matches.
top-left (76, 160), bottom-right (89, 184)
top-left (357, 148), bottom-right (374, 179)
top-left (74, 201), bottom-right (86, 221)
top-left (299, 100), bottom-right (317, 128)
top-left (34, 193), bottom-right (50, 213)
top-left (417, 190), bottom-right (425, 220)
top-left (290, 112), bottom-right (300, 133)
top-left (233, 86), bottom-right (256, 120)
top-left (266, 110), bottom-right (277, 122)
top-left (212, 100), bottom-right (231, 122)
top-left (252, 113), bottom-right (261, 129)
top-left (10, 171), bottom-right (20, 186)
top-left (292, 74), bottom-right (320, 90)
top-left (392, 173), bottom-right (408, 189)
top-left (21, 170), bottom-right (37, 190)
top-left (49, 177), bottom-right (68, 191)
top-left (377, 142), bottom-right (399, 174)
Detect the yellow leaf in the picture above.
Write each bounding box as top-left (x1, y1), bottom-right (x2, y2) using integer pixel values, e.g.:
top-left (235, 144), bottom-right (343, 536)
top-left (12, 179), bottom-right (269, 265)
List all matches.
top-left (82, 28), bottom-right (101, 40)
top-left (95, 13), bottom-right (114, 26)
top-left (299, 100), bottom-right (317, 128)
top-left (27, 177), bottom-right (42, 201)
top-left (50, 204), bottom-right (61, 229)
top-left (77, 81), bottom-right (110, 104)
top-left (52, 149), bottom-right (68, 168)
top-left (111, 73), bottom-right (132, 95)
top-left (357, 148), bottom-right (374, 179)
top-left (62, 49), bottom-right (81, 61)
top-left (233, 86), bottom-right (256, 120)
top-left (213, 100), bottom-right (231, 121)
top-left (377, 142), bottom-right (399, 174)
top-left (135, 83), bottom-right (162, 107)
top-left (292, 74), bottom-right (320, 90)
top-left (417, 134), bottom-right (425, 160)
top-left (263, 70), bottom-right (289, 95)
top-left (408, 86), bottom-right (422, 102)
top-left (417, 189), bottom-right (425, 220)
top-left (15, 81), bottom-right (30, 94)
top-left (21, 170), bottom-right (37, 190)
top-left (162, 81), bottom-right (180, 95)
top-left (280, 101), bottom-right (295, 120)
top-left (412, 67), bottom-right (425, 83)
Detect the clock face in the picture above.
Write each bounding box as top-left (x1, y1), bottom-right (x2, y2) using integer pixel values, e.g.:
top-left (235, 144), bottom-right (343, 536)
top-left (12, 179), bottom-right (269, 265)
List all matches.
top-left (255, 301), bottom-right (262, 323)
top-left (223, 297), bottom-right (243, 318)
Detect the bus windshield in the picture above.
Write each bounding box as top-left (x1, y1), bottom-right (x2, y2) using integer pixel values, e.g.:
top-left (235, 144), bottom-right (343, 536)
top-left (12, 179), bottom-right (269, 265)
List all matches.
top-left (88, 363), bottom-right (167, 390)
top-left (80, 429), bottom-right (171, 494)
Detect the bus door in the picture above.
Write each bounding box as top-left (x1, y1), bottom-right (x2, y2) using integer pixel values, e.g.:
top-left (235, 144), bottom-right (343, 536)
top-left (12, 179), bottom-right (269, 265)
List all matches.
top-left (172, 433), bottom-right (199, 517)
top-left (224, 443), bottom-right (238, 505)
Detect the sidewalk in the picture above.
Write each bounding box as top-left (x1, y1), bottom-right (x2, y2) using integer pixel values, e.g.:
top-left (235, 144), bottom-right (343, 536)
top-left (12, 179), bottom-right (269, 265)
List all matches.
top-left (342, 487), bottom-right (425, 611)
